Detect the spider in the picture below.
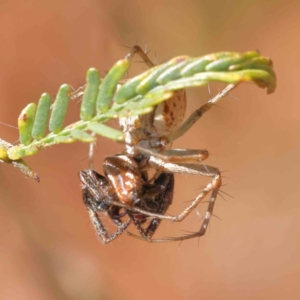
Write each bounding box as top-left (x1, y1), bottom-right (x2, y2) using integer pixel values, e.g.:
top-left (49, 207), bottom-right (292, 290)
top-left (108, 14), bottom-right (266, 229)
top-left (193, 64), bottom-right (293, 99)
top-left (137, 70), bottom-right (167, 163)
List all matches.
top-left (79, 156), bottom-right (174, 244)
top-left (79, 45), bottom-right (234, 243)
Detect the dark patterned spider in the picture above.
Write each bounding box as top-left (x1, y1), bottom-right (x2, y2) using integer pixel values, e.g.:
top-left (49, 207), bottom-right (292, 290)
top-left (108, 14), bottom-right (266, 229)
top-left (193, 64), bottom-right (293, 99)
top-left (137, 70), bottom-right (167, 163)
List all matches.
top-left (79, 155), bottom-right (174, 244)
top-left (79, 45), bottom-right (233, 243)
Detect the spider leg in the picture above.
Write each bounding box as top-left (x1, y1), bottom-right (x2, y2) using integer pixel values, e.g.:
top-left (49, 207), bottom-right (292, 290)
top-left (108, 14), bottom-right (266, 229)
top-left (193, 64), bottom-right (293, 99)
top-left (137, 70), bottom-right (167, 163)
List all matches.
top-left (128, 189), bottom-right (218, 242)
top-left (126, 45), bottom-right (155, 67)
top-left (166, 84), bottom-right (237, 142)
top-left (126, 210), bottom-right (150, 240)
top-left (135, 147), bottom-right (209, 165)
top-left (126, 173), bottom-right (174, 241)
top-left (82, 188), bottom-right (131, 244)
top-left (127, 158), bottom-right (221, 242)
top-left (149, 160), bottom-right (221, 223)
top-left (88, 134), bottom-right (97, 169)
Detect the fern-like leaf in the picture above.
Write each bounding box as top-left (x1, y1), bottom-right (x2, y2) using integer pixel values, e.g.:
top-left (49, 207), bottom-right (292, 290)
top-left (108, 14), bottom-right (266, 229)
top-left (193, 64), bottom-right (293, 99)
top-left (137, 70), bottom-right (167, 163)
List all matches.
top-left (0, 50), bottom-right (276, 181)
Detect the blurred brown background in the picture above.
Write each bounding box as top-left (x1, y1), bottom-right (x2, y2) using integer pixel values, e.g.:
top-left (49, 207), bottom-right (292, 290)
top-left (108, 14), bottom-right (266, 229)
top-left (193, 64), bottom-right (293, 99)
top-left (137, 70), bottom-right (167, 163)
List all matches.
top-left (0, 0), bottom-right (299, 299)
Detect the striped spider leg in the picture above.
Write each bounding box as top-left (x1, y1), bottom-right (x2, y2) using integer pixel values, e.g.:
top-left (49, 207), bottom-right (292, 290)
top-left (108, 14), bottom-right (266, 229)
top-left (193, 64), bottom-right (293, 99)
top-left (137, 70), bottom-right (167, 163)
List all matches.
top-left (80, 169), bottom-right (131, 244)
top-left (126, 148), bottom-right (221, 242)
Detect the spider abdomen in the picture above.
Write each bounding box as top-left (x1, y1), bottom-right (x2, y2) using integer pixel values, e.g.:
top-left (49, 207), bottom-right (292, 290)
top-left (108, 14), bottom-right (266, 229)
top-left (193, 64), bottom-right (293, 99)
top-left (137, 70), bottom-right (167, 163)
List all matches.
top-left (140, 89), bottom-right (187, 137)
